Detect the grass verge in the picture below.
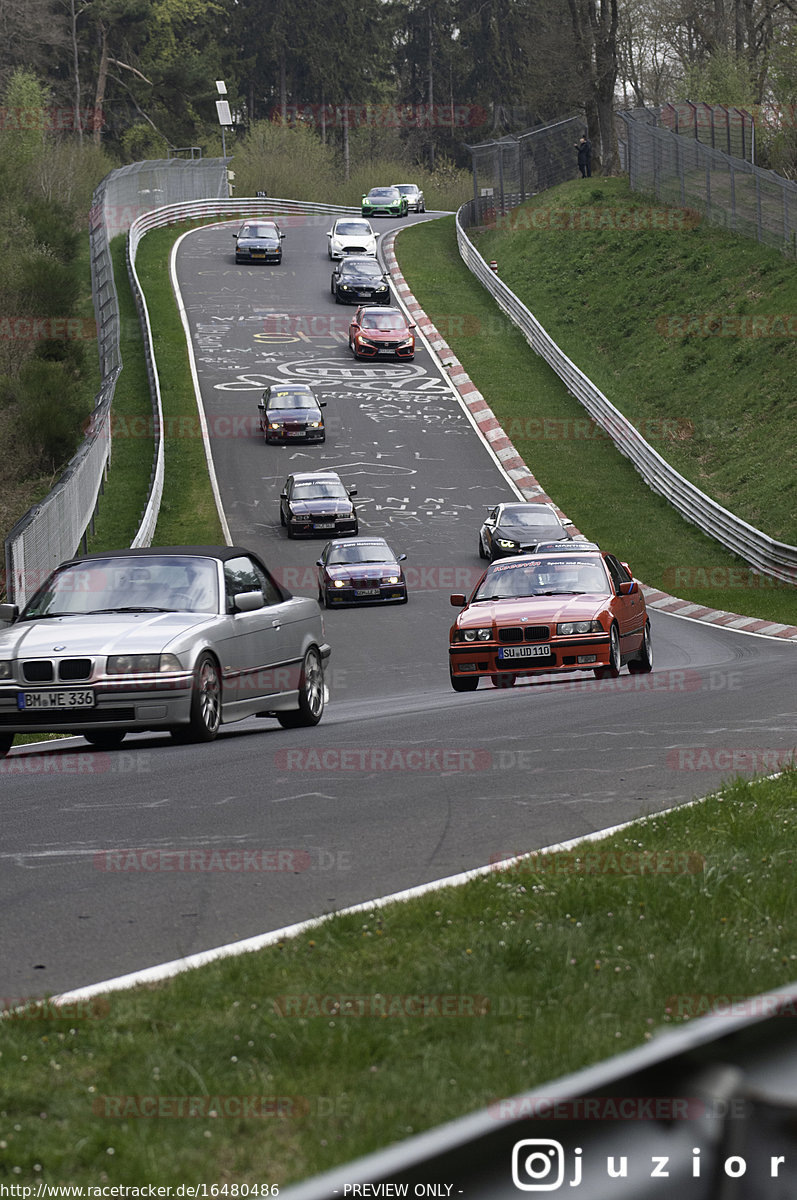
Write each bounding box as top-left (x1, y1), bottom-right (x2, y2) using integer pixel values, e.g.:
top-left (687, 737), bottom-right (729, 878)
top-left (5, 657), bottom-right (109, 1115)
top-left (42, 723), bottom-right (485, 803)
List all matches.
top-left (394, 213), bottom-right (797, 625)
top-left (2, 769), bottom-right (796, 1184)
top-left (471, 178), bottom-right (797, 546)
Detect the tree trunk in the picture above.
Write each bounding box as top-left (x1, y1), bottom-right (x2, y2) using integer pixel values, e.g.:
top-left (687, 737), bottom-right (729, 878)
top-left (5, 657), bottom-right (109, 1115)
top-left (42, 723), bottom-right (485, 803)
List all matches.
top-left (343, 101), bottom-right (349, 181)
top-left (428, 7), bottom-right (434, 172)
top-left (93, 20), bottom-right (108, 147)
top-left (70, 0), bottom-right (82, 140)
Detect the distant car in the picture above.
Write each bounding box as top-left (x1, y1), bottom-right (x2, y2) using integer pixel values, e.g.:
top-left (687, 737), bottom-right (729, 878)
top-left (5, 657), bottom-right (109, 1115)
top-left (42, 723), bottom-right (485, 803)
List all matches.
top-left (233, 220), bottom-right (284, 263)
top-left (327, 218), bottom-right (377, 260)
top-left (393, 183), bottom-right (425, 213)
top-left (331, 256), bottom-right (390, 305)
top-left (479, 502), bottom-right (571, 562)
top-left (448, 549), bottom-right (653, 691)
top-left (258, 384), bottom-right (325, 444)
top-left (348, 305), bottom-right (415, 360)
top-left (316, 537), bottom-right (407, 606)
top-left (280, 471), bottom-right (358, 539)
top-left (361, 186), bottom-right (409, 218)
top-left (0, 546), bottom-right (331, 756)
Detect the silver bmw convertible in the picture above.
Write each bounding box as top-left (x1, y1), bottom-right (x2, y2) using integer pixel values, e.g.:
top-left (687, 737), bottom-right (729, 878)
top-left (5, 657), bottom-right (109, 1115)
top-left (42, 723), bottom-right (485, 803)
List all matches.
top-left (0, 546), bottom-right (330, 757)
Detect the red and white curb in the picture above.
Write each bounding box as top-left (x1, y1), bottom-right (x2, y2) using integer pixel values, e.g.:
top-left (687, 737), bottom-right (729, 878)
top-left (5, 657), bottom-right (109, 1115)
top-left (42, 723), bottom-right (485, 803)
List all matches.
top-left (383, 230), bottom-right (797, 645)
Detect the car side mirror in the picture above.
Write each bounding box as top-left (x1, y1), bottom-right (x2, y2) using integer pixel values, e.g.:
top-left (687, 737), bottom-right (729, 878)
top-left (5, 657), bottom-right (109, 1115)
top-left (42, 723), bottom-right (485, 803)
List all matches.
top-left (315, 559), bottom-right (324, 567)
top-left (326, 230), bottom-right (333, 237)
top-left (619, 581), bottom-right (637, 596)
top-left (0, 602), bottom-right (19, 624)
top-left (397, 553), bottom-right (407, 562)
top-left (409, 323), bottom-right (416, 330)
top-left (280, 490), bottom-right (287, 499)
top-left (450, 593), bottom-right (466, 607)
top-left (233, 590), bottom-right (264, 613)
top-left (347, 485), bottom-right (358, 496)
top-left (280, 233), bottom-right (285, 239)
top-left (232, 233), bottom-right (237, 238)
top-left (319, 401), bottom-right (327, 408)
top-left (257, 400), bottom-right (265, 410)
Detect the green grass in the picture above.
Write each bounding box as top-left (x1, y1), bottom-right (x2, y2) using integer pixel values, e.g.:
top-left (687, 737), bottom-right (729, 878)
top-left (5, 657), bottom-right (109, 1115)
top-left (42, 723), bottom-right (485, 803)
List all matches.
top-left (395, 209), bottom-right (797, 625)
top-left (2, 769), bottom-right (796, 1185)
top-left (473, 178), bottom-right (797, 544)
top-left (86, 236), bottom-right (157, 552)
top-left (123, 224), bottom-right (224, 546)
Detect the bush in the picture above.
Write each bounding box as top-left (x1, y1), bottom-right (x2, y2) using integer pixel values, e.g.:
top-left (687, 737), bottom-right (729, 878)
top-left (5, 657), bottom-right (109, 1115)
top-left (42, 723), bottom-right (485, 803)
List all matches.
top-left (15, 357), bottom-right (90, 472)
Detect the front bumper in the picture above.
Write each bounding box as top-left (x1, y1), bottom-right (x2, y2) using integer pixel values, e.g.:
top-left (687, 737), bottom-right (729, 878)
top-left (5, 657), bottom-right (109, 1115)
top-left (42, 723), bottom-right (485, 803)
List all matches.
top-left (236, 250), bottom-right (281, 262)
top-left (324, 582), bottom-right (407, 604)
top-left (335, 286), bottom-right (389, 304)
top-left (0, 675), bottom-right (195, 734)
top-left (265, 427), bottom-right (325, 443)
top-left (352, 342), bottom-right (414, 359)
top-left (448, 634), bottom-right (611, 677)
top-left (290, 517), bottom-right (358, 537)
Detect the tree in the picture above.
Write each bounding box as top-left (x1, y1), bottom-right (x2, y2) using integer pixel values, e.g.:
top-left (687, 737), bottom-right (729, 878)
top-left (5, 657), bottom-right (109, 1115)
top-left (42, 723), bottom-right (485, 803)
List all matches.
top-left (568, 0), bottom-right (620, 172)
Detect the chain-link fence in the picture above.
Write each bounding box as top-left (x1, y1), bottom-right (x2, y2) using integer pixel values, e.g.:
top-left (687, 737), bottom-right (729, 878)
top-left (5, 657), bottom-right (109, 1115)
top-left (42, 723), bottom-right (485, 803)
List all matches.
top-left (661, 101), bottom-right (754, 162)
top-left (4, 158), bottom-right (228, 605)
top-left (463, 116), bottom-right (584, 225)
top-left (619, 108), bottom-right (797, 255)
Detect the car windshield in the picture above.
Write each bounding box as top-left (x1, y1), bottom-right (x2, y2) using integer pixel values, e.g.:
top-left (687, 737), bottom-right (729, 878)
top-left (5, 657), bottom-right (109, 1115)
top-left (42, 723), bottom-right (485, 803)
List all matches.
top-left (342, 261), bottom-right (382, 277)
top-left (335, 222), bottom-right (371, 236)
top-left (474, 558), bottom-right (609, 600)
top-left (241, 224), bottom-right (277, 238)
top-left (395, 185), bottom-right (417, 195)
top-left (327, 544), bottom-right (390, 565)
top-left (21, 555), bottom-right (220, 617)
top-left (369, 189), bottom-right (397, 199)
top-left (360, 313), bottom-right (406, 331)
top-left (499, 507), bottom-right (564, 529)
top-left (268, 394), bottom-right (316, 410)
top-left (293, 481), bottom-right (348, 499)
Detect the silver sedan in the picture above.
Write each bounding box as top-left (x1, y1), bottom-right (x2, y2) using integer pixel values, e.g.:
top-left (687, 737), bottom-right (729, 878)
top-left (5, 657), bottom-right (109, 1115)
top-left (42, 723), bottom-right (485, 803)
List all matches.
top-left (0, 546), bottom-right (330, 756)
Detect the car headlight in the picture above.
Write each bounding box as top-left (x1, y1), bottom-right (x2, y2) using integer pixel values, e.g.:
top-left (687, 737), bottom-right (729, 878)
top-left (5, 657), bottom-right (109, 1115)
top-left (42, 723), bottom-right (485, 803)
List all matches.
top-left (386, 576), bottom-right (400, 585)
top-left (333, 579), bottom-right (346, 589)
top-left (0, 661), bottom-right (12, 679)
top-left (459, 627), bottom-right (492, 642)
top-left (340, 284), bottom-right (349, 290)
top-left (294, 514), bottom-right (312, 522)
top-left (557, 620), bottom-right (603, 635)
top-left (107, 653), bottom-right (182, 675)
top-left (495, 538), bottom-right (517, 549)
top-left (268, 422), bottom-right (282, 430)
top-left (307, 420), bottom-right (323, 428)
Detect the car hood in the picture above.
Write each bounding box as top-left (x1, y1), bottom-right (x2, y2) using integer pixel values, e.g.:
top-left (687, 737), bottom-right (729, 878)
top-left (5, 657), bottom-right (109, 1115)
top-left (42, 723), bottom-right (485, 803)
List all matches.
top-left (324, 562), bottom-right (397, 580)
top-left (238, 236), bottom-right (279, 248)
top-left (495, 524), bottom-right (566, 543)
top-left (340, 273), bottom-right (386, 285)
top-left (0, 613), bottom-right (215, 657)
top-left (267, 406), bottom-right (322, 421)
top-left (359, 327), bottom-right (411, 341)
top-left (460, 596), bottom-right (607, 625)
top-left (290, 499), bottom-right (352, 516)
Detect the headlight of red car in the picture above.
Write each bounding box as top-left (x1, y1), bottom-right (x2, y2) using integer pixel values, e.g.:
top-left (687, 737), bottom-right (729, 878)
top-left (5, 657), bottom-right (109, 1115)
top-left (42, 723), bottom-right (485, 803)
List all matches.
top-left (456, 627), bottom-right (492, 642)
top-left (556, 620), bottom-right (603, 635)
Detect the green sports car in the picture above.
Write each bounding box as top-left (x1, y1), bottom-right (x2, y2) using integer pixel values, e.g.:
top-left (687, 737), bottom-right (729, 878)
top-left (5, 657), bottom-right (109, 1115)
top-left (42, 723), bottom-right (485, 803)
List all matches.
top-left (361, 186), bottom-right (409, 217)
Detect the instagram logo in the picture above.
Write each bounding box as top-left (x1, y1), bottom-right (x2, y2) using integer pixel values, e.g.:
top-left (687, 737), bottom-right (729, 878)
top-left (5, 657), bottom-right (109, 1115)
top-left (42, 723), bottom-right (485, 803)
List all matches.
top-left (512, 1140), bottom-right (569, 1191)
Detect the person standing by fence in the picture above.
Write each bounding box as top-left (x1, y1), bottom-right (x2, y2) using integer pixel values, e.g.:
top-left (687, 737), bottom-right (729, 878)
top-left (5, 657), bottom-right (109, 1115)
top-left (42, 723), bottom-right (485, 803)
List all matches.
top-left (576, 135), bottom-right (592, 178)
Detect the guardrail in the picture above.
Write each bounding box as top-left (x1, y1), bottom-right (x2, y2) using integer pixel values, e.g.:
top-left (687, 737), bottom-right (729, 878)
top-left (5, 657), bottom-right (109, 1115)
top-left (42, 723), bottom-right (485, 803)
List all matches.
top-left (124, 197), bottom-right (361, 549)
top-left (3, 189), bottom-right (359, 604)
top-left (283, 980), bottom-right (797, 1199)
top-left (455, 202), bottom-right (797, 585)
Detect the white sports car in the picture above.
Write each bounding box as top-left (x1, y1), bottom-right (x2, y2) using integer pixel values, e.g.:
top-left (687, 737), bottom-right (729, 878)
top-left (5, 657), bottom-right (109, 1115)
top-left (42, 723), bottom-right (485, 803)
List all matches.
top-left (327, 217), bottom-right (377, 259)
top-left (0, 546), bottom-right (330, 757)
